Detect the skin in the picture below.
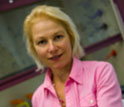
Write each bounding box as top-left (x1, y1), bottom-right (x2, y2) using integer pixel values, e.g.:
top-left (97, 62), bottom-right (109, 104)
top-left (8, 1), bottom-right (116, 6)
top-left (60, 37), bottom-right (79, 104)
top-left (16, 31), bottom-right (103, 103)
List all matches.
top-left (32, 17), bottom-right (73, 105)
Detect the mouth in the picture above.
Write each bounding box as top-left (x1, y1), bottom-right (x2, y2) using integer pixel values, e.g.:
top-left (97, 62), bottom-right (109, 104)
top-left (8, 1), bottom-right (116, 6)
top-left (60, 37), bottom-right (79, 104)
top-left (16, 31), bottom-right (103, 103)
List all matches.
top-left (49, 54), bottom-right (63, 61)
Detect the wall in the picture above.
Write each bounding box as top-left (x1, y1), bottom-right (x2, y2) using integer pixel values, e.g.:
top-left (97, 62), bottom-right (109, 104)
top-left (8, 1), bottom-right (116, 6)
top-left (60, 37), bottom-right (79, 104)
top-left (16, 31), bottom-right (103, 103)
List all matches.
top-left (110, 42), bottom-right (124, 85)
top-left (0, 73), bottom-right (45, 107)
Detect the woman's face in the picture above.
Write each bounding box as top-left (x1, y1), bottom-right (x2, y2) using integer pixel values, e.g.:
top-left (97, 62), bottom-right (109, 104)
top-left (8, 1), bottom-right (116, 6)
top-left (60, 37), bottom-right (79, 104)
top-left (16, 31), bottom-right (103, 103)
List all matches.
top-left (32, 18), bottom-right (73, 70)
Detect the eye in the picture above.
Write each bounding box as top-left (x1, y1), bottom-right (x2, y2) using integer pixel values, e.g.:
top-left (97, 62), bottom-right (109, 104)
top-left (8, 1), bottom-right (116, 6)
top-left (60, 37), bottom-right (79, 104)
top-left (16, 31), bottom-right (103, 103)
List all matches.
top-left (54, 35), bottom-right (64, 41)
top-left (37, 40), bottom-right (47, 45)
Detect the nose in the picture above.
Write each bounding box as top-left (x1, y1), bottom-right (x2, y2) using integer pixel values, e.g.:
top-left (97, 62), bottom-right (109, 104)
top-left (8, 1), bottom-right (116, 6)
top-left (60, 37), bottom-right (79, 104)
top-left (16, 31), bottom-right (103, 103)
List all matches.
top-left (48, 41), bottom-right (57, 53)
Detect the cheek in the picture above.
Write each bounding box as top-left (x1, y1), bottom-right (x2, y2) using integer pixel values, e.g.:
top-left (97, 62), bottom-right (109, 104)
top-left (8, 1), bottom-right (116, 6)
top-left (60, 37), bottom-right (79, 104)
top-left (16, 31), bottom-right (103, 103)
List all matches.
top-left (35, 47), bottom-right (46, 58)
top-left (63, 39), bottom-right (72, 51)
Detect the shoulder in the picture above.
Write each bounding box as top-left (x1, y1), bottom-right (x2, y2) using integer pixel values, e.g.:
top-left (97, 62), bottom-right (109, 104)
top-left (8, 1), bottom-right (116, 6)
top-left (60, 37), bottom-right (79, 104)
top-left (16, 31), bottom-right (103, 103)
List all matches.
top-left (81, 60), bottom-right (114, 74)
top-left (74, 57), bottom-right (113, 74)
top-left (74, 57), bottom-right (115, 80)
top-left (32, 83), bottom-right (44, 107)
top-left (80, 60), bottom-right (116, 83)
top-left (81, 60), bottom-right (112, 68)
top-left (32, 83), bottom-right (44, 97)
top-left (81, 60), bottom-right (119, 89)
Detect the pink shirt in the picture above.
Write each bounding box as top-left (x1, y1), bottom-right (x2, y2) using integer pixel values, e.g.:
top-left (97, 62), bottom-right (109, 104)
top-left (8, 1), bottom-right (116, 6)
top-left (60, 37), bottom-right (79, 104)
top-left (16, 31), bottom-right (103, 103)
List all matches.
top-left (32, 57), bottom-right (123, 107)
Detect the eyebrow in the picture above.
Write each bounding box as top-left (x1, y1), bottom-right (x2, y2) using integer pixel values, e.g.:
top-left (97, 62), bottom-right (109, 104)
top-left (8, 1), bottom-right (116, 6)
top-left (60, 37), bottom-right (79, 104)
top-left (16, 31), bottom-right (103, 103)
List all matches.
top-left (53, 30), bottom-right (65, 36)
top-left (35, 30), bottom-right (65, 41)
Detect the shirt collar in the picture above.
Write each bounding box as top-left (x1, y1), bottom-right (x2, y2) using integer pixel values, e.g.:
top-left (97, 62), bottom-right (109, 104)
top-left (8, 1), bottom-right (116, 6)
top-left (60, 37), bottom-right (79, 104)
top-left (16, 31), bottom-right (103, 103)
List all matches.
top-left (43, 68), bottom-right (53, 88)
top-left (42, 69), bottom-right (58, 97)
top-left (69, 56), bottom-right (84, 85)
top-left (42, 56), bottom-right (84, 90)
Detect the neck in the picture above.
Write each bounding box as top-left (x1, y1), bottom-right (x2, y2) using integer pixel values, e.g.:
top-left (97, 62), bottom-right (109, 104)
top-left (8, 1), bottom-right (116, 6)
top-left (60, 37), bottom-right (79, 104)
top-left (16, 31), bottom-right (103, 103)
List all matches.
top-left (51, 60), bottom-right (72, 84)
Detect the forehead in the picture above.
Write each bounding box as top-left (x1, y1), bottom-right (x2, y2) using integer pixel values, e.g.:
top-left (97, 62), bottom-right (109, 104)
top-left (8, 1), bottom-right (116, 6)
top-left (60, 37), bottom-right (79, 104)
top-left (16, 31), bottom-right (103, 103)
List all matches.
top-left (32, 14), bottom-right (68, 29)
top-left (34, 18), bottom-right (64, 29)
top-left (32, 17), bottom-right (67, 39)
top-left (32, 15), bottom-right (65, 27)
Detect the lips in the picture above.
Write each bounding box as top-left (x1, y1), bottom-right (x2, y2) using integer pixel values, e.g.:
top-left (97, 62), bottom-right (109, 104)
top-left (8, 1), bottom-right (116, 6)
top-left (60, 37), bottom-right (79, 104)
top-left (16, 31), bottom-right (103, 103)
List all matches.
top-left (49, 54), bottom-right (63, 60)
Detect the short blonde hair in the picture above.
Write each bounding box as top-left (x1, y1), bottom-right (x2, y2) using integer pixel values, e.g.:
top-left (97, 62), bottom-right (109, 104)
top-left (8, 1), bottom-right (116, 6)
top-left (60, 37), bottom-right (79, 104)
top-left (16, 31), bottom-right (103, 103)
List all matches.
top-left (24, 5), bottom-right (85, 70)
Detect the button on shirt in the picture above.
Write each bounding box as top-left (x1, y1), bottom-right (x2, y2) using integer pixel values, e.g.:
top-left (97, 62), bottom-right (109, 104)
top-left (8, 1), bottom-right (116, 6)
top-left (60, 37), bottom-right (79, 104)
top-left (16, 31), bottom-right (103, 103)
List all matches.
top-left (32, 57), bottom-right (123, 107)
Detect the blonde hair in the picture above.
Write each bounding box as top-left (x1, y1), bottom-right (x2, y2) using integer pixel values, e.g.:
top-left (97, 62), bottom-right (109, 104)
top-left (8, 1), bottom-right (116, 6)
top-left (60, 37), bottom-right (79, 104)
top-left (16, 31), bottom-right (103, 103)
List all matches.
top-left (24, 5), bottom-right (85, 70)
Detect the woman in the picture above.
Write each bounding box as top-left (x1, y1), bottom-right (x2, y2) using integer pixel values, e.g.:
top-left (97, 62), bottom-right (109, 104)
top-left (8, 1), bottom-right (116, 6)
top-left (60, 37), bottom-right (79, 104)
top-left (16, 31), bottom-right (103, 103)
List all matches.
top-left (24, 5), bottom-right (122, 107)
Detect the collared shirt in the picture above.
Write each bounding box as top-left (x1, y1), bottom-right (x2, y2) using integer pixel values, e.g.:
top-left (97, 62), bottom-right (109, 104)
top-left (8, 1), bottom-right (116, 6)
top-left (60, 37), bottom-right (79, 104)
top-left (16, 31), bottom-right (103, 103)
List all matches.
top-left (32, 57), bottom-right (123, 107)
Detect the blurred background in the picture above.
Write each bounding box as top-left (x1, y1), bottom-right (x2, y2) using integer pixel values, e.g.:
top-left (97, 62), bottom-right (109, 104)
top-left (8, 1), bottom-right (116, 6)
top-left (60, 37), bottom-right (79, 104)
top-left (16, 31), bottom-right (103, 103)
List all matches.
top-left (0, 0), bottom-right (124, 106)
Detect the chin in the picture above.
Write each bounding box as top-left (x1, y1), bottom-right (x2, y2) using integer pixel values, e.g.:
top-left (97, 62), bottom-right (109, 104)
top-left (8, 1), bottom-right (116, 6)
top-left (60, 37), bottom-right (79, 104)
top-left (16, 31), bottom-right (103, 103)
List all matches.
top-left (53, 62), bottom-right (70, 70)
top-left (52, 65), bottom-right (64, 70)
